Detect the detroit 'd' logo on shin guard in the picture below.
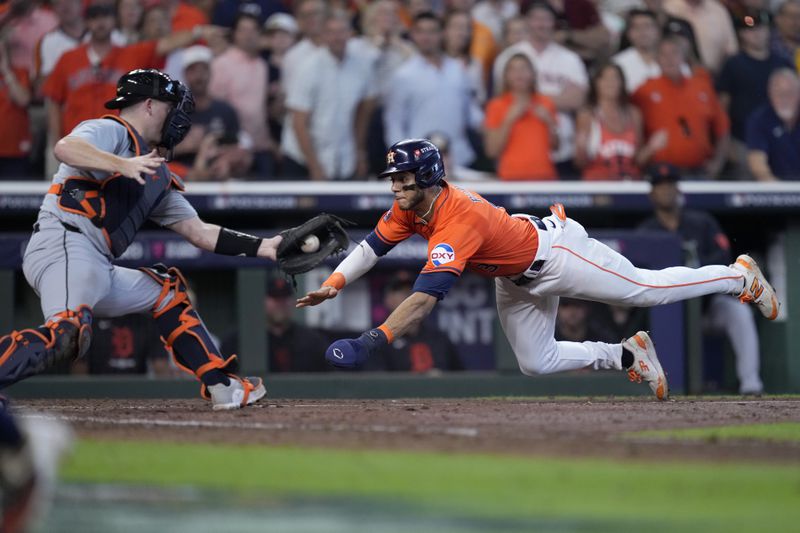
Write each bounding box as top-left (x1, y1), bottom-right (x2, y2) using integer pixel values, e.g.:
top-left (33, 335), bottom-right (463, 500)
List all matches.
top-left (430, 243), bottom-right (455, 266)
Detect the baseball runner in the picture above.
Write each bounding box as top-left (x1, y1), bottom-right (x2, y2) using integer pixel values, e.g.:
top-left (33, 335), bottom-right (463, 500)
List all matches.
top-left (0, 68), bottom-right (345, 410)
top-left (298, 139), bottom-right (780, 400)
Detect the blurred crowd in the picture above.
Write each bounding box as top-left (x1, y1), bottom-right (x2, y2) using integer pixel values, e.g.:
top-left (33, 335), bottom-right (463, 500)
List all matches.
top-left (0, 0), bottom-right (796, 182)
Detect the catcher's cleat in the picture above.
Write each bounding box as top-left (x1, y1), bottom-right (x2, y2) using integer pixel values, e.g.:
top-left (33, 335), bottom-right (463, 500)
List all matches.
top-left (204, 376), bottom-right (266, 411)
top-left (730, 254), bottom-right (779, 320)
top-left (622, 331), bottom-right (668, 401)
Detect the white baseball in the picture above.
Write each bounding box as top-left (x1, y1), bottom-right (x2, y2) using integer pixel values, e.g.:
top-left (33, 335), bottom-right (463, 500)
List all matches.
top-left (300, 234), bottom-right (320, 253)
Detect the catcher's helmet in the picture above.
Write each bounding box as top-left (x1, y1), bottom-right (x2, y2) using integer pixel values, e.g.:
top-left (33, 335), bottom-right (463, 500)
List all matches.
top-left (379, 138), bottom-right (445, 189)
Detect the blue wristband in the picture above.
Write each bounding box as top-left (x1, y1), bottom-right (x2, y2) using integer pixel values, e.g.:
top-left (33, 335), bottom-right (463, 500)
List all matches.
top-left (358, 328), bottom-right (389, 355)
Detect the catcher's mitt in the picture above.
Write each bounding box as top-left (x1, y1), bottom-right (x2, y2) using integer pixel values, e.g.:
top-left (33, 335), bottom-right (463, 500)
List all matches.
top-left (276, 214), bottom-right (352, 276)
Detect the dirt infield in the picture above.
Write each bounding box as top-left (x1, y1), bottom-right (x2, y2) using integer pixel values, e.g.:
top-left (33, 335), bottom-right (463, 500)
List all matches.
top-left (16, 397), bottom-right (800, 463)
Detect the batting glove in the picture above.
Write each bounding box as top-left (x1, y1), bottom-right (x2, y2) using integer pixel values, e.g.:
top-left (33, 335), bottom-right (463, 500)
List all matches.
top-left (325, 328), bottom-right (389, 369)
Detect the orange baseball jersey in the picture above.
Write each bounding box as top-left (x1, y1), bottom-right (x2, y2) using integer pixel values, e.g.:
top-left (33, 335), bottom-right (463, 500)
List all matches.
top-left (43, 41), bottom-right (162, 137)
top-left (367, 182), bottom-right (539, 297)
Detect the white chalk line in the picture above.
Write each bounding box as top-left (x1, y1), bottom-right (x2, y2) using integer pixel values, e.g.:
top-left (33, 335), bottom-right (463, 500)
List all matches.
top-left (20, 413), bottom-right (479, 438)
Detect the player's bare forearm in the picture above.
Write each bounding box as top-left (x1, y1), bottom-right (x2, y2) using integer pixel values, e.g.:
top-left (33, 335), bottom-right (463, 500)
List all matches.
top-left (169, 217), bottom-right (280, 260)
top-left (53, 136), bottom-right (128, 173)
top-left (382, 291), bottom-right (438, 338)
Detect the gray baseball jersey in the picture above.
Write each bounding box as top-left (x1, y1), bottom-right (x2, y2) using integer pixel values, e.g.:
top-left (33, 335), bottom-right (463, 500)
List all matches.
top-left (24, 118), bottom-right (197, 321)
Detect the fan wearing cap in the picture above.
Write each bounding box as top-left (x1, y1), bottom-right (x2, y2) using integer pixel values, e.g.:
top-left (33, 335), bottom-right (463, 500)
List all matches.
top-left (298, 139), bottom-right (779, 401)
top-left (717, 10), bottom-right (793, 177)
top-left (638, 163), bottom-right (764, 394)
top-left (0, 68), bottom-right (295, 410)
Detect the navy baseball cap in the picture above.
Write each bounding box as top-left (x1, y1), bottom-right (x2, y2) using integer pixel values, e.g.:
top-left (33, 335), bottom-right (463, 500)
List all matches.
top-left (735, 10), bottom-right (770, 30)
top-left (645, 163), bottom-right (682, 185)
top-left (267, 277), bottom-right (293, 298)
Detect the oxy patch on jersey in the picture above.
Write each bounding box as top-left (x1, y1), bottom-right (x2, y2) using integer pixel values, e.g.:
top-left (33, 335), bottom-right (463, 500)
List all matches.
top-left (430, 243), bottom-right (455, 266)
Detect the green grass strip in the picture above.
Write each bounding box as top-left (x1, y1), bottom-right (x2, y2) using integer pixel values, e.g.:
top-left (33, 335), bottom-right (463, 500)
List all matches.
top-left (61, 439), bottom-right (800, 532)
top-left (631, 422), bottom-right (800, 443)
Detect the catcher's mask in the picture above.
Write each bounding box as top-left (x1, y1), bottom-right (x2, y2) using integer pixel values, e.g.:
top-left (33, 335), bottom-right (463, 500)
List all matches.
top-left (105, 69), bottom-right (195, 159)
top-left (379, 138), bottom-right (445, 189)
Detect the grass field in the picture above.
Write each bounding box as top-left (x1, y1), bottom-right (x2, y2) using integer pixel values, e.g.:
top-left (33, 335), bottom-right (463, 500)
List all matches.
top-left (54, 433), bottom-right (800, 532)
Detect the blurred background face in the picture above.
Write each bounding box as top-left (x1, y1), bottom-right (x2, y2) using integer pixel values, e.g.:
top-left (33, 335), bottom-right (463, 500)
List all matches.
top-left (649, 181), bottom-right (681, 210)
top-left (557, 302), bottom-right (588, 330)
top-left (769, 74), bottom-right (800, 122)
top-left (384, 284), bottom-right (413, 312)
top-left (365, 0), bottom-right (399, 36)
top-left (54, 0), bottom-right (83, 24)
top-left (296, 0), bottom-right (326, 39)
top-left (628, 14), bottom-right (659, 50)
top-left (233, 16), bottom-right (262, 54)
top-left (595, 65), bottom-right (623, 101)
top-left (184, 62), bottom-right (210, 97)
top-left (87, 14), bottom-right (115, 41)
top-left (739, 25), bottom-right (769, 50)
top-left (776, 1), bottom-right (800, 40)
top-left (503, 17), bottom-right (529, 48)
top-left (117, 0), bottom-right (143, 31)
top-left (527, 7), bottom-right (555, 43)
top-left (411, 18), bottom-right (443, 55)
top-left (408, 0), bottom-right (436, 18)
top-left (325, 17), bottom-right (352, 57)
top-left (443, 12), bottom-right (471, 54)
top-left (265, 294), bottom-right (294, 328)
top-left (266, 29), bottom-right (296, 54)
top-left (657, 39), bottom-right (684, 78)
top-left (141, 7), bottom-right (170, 40)
top-left (504, 55), bottom-right (536, 93)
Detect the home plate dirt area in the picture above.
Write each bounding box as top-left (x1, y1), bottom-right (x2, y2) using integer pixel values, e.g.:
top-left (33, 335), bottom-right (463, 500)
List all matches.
top-left (17, 397), bottom-right (800, 463)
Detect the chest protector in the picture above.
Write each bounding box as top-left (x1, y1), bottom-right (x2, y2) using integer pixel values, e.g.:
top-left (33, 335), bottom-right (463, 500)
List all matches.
top-left (51, 115), bottom-right (185, 258)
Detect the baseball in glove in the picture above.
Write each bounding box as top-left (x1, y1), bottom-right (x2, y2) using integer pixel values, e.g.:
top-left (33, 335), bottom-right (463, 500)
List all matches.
top-left (276, 214), bottom-right (352, 276)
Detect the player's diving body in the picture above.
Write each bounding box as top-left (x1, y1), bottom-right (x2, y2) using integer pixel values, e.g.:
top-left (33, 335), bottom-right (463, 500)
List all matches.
top-left (0, 69), bottom-right (282, 410)
top-left (299, 139), bottom-right (780, 400)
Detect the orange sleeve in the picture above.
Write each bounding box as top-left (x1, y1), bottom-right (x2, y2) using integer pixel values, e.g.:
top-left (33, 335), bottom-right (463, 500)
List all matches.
top-left (374, 202), bottom-right (414, 246)
top-left (484, 98), bottom-right (505, 129)
top-left (120, 40), bottom-right (161, 69)
top-left (41, 54), bottom-right (67, 103)
top-left (421, 223), bottom-right (484, 277)
top-left (172, 3), bottom-right (208, 32)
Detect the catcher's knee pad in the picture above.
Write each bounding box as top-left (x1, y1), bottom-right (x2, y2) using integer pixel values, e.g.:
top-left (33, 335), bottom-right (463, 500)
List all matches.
top-left (140, 264), bottom-right (237, 384)
top-left (0, 305), bottom-right (93, 388)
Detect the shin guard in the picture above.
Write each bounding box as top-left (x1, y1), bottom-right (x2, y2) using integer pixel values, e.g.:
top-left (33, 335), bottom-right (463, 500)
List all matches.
top-left (0, 306), bottom-right (93, 389)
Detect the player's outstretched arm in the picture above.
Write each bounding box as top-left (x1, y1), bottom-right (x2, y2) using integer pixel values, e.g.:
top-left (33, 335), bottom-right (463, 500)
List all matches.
top-left (54, 136), bottom-right (164, 184)
top-left (325, 291), bottom-right (438, 369)
top-left (296, 239), bottom-right (380, 308)
top-left (169, 217), bottom-right (281, 259)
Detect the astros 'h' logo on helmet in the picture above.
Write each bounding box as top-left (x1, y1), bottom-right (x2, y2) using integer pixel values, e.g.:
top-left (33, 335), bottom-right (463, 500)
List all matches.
top-left (386, 151), bottom-right (395, 164)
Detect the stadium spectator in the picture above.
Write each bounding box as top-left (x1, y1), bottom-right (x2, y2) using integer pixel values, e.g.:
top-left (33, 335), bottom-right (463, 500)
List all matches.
top-left (632, 36), bottom-right (730, 179)
top-left (221, 277), bottom-right (329, 372)
top-left (282, 0), bottom-right (327, 94)
top-left (492, 2), bottom-right (589, 177)
top-left (443, 10), bottom-right (486, 105)
top-left (385, 12), bottom-right (479, 168)
top-left (162, 0), bottom-right (209, 32)
top-left (73, 314), bottom-right (172, 376)
top-left (141, 3), bottom-right (184, 82)
top-left (367, 271), bottom-right (463, 372)
top-left (612, 9), bottom-right (663, 94)
top-left (546, 0), bottom-right (612, 64)
top-left (770, 0), bottom-right (800, 68)
top-left (0, 38), bottom-right (32, 179)
top-left (555, 298), bottom-right (617, 343)
top-left (717, 9), bottom-right (792, 178)
top-left (501, 16), bottom-right (530, 50)
top-left (663, 0), bottom-right (738, 73)
top-left (428, 130), bottom-right (491, 180)
top-left (622, 0), bottom-right (701, 63)
top-left (116, 0), bottom-right (144, 45)
top-left (263, 13), bottom-right (299, 147)
top-left (639, 163), bottom-right (763, 394)
top-left (446, 0), bottom-right (498, 79)
top-left (43, 2), bottom-right (219, 141)
top-left (210, 10), bottom-right (274, 176)
top-left (212, 0), bottom-right (288, 27)
top-left (575, 63), bottom-right (661, 180)
top-left (173, 45), bottom-right (253, 181)
top-left (33, 0), bottom-right (85, 95)
top-left (591, 304), bottom-right (649, 343)
top-left (746, 68), bottom-right (800, 180)
top-left (0, 0), bottom-right (58, 72)
top-left (484, 53), bottom-right (558, 180)
top-left (282, 10), bottom-right (377, 180)
top-left (472, 0), bottom-right (519, 42)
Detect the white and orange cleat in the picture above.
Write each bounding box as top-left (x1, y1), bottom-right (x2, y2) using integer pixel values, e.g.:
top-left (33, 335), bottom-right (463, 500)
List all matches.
top-left (730, 254), bottom-right (780, 321)
top-left (622, 331), bottom-right (669, 401)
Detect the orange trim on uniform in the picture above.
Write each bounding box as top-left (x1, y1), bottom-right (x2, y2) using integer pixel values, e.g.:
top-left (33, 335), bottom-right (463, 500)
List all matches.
top-left (420, 266), bottom-right (463, 276)
top-left (101, 114), bottom-right (142, 156)
top-left (374, 226), bottom-right (401, 245)
top-left (552, 245), bottom-right (744, 288)
top-left (322, 272), bottom-right (346, 290)
top-left (48, 183), bottom-right (62, 195)
top-left (378, 324), bottom-right (395, 343)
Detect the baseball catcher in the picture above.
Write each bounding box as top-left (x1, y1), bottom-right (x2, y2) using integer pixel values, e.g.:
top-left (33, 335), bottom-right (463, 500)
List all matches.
top-left (0, 69), bottom-right (343, 410)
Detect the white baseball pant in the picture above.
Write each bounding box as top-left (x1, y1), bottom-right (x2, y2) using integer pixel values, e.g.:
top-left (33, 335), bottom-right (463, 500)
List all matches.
top-left (496, 215), bottom-right (745, 376)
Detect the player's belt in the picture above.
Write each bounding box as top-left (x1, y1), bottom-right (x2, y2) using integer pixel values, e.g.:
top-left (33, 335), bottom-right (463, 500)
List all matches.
top-left (511, 216), bottom-right (548, 287)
